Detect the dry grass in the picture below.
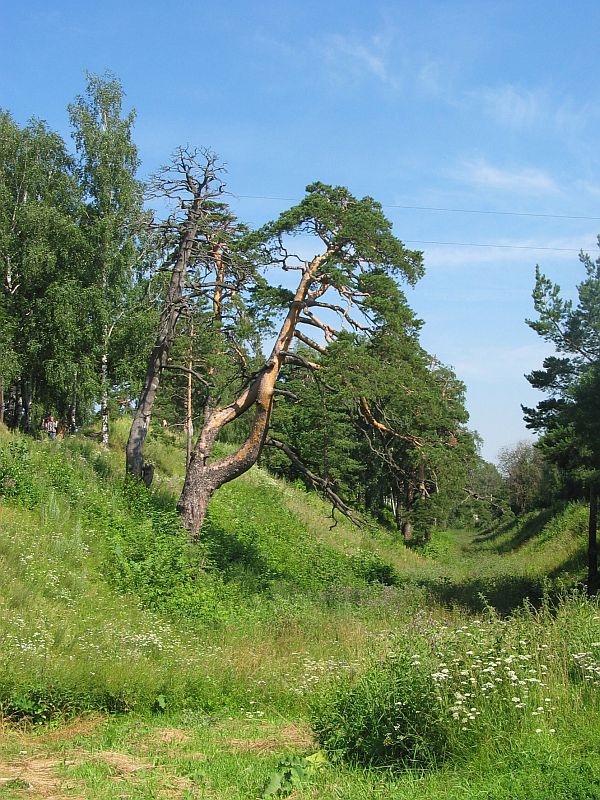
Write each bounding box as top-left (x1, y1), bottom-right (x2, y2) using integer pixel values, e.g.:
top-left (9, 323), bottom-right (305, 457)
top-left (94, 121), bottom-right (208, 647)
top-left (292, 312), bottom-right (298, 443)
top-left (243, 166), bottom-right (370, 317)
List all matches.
top-left (224, 721), bottom-right (314, 754)
top-left (0, 755), bottom-right (82, 799)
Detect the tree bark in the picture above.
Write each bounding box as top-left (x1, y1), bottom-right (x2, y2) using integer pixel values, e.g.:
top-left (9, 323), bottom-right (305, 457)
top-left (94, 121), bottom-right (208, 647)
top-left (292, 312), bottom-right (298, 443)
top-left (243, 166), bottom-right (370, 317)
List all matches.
top-left (125, 195), bottom-right (203, 479)
top-left (7, 382), bottom-right (17, 429)
top-left (22, 379), bottom-right (32, 433)
top-left (15, 383), bottom-right (23, 431)
top-left (186, 322), bottom-right (194, 469)
top-left (100, 344), bottom-right (109, 447)
top-left (588, 483), bottom-right (598, 597)
top-left (177, 396), bottom-right (273, 536)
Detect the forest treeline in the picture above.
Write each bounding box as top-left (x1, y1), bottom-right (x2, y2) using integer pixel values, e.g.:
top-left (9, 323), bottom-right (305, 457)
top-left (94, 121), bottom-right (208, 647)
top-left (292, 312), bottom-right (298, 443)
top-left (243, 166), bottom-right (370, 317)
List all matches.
top-left (2, 72), bottom-right (599, 554)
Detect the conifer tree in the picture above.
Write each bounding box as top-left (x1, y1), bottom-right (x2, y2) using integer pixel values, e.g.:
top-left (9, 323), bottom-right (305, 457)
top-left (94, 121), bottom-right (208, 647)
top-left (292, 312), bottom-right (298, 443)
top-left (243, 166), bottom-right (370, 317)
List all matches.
top-left (525, 244), bottom-right (600, 593)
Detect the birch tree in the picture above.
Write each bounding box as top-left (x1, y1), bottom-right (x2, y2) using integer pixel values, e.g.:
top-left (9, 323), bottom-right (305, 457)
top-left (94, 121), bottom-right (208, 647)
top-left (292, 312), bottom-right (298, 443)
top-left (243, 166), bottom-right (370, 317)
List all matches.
top-left (69, 72), bottom-right (143, 445)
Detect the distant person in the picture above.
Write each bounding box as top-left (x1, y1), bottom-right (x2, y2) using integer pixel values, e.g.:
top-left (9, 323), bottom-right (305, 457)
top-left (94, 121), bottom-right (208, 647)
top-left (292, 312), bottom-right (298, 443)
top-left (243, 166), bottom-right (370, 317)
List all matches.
top-left (46, 415), bottom-right (57, 441)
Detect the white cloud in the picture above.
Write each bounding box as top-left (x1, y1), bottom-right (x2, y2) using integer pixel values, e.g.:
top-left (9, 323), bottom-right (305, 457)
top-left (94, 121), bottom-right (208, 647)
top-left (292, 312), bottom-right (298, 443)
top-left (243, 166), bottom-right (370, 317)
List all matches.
top-left (473, 84), bottom-right (543, 129)
top-left (416, 60), bottom-right (445, 96)
top-left (319, 29), bottom-right (453, 98)
top-left (457, 158), bottom-right (558, 194)
top-left (322, 31), bottom-right (401, 90)
top-left (469, 83), bottom-right (600, 149)
top-left (574, 180), bottom-right (600, 200)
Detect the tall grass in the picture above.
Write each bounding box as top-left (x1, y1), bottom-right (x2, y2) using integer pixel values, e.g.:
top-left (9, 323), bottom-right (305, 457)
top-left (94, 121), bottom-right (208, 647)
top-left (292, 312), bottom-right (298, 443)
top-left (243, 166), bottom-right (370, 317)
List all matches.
top-left (311, 591), bottom-right (600, 769)
top-left (0, 428), bottom-right (428, 721)
top-left (1, 420), bottom-right (599, 800)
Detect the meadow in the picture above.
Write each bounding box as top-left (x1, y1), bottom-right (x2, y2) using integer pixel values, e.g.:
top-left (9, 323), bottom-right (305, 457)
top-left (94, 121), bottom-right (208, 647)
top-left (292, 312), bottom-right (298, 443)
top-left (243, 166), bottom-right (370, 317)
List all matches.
top-left (0, 420), bottom-right (599, 799)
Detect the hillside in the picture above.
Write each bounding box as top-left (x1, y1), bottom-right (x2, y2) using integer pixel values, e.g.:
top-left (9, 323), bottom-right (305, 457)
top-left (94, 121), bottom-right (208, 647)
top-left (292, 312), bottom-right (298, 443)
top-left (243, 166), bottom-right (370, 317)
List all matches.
top-left (1, 423), bottom-right (600, 799)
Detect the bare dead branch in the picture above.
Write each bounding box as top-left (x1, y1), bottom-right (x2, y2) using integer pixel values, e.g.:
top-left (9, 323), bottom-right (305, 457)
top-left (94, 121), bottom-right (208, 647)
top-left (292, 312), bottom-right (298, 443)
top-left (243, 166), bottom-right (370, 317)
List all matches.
top-left (282, 352), bottom-right (321, 371)
top-left (163, 364), bottom-right (211, 387)
top-left (273, 388), bottom-right (301, 402)
top-left (293, 330), bottom-right (327, 355)
top-left (307, 300), bottom-right (370, 331)
top-left (298, 311), bottom-right (337, 342)
top-left (359, 397), bottom-right (423, 448)
top-left (463, 489), bottom-right (507, 514)
top-left (266, 437), bottom-right (363, 527)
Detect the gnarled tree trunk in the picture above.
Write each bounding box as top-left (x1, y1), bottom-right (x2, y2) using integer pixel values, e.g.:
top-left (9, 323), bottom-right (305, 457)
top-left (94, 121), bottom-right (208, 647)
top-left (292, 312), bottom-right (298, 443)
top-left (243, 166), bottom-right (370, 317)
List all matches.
top-left (177, 250), bottom-right (329, 537)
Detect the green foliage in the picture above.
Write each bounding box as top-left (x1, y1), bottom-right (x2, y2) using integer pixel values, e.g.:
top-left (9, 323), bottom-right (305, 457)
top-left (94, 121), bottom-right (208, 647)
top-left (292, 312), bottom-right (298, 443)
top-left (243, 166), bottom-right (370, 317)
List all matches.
top-left (312, 594), bottom-right (600, 770)
top-left (269, 314), bottom-right (476, 539)
top-left (259, 752), bottom-right (327, 798)
top-left (348, 551), bottom-right (400, 586)
top-left (0, 75), bottom-right (154, 433)
top-left (255, 181), bottom-right (424, 287)
top-left (498, 440), bottom-right (559, 514)
top-left (311, 646), bottom-right (451, 767)
top-left (0, 438), bottom-right (41, 507)
top-left (525, 246), bottom-right (600, 495)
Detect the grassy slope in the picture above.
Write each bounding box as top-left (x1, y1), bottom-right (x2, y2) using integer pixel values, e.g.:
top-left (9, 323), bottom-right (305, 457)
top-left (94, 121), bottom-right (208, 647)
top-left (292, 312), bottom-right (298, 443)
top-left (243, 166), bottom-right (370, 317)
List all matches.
top-left (0, 420), bottom-right (599, 799)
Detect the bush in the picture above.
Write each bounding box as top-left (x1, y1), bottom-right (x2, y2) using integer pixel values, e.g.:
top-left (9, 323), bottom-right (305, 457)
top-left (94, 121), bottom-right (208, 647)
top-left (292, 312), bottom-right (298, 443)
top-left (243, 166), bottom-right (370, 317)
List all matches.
top-left (0, 438), bottom-right (41, 507)
top-left (311, 594), bottom-right (600, 771)
top-left (348, 551), bottom-right (400, 586)
top-left (311, 647), bottom-right (451, 767)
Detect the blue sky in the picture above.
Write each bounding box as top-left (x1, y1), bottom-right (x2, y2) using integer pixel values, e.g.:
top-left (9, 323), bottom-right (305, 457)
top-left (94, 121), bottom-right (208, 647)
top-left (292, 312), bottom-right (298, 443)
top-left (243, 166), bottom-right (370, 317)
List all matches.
top-left (2, 1), bottom-right (600, 461)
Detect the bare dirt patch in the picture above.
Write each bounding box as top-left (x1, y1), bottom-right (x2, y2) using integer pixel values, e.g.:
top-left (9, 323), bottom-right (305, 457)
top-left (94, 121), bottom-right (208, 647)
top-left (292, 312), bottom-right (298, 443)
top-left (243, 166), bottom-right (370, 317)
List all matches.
top-left (148, 728), bottom-right (192, 746)
top-left (35, 716), bottom-right (101, 744)
top-left (0, 755), bottom-right (82, 799)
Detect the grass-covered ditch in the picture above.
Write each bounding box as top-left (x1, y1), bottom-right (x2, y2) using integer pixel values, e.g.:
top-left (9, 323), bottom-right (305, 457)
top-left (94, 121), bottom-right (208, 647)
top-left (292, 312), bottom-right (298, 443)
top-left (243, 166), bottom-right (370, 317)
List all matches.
top-left (1, 421), bottom-right (599, 799)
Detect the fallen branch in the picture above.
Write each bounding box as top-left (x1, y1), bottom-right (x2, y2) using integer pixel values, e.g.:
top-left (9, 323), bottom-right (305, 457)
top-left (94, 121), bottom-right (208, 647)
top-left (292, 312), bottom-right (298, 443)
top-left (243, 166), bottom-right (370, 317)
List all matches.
top-left (462, 488), bottom-right (507, 514)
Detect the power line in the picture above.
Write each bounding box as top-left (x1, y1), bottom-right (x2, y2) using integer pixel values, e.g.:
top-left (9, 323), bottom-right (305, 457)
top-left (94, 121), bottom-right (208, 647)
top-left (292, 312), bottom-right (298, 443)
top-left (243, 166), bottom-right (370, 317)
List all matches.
top-left (232, 193), bottom-right (598, 253)
top-left (235, 193), bottom-right (600, 222)
top-left (404, 239), bottom-right (582, 252)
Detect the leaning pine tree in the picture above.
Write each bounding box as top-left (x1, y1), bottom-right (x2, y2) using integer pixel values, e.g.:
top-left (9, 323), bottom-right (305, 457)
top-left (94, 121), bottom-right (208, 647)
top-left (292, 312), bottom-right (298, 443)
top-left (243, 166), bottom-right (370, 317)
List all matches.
top-left (175, 182), bottom-right (424, 537)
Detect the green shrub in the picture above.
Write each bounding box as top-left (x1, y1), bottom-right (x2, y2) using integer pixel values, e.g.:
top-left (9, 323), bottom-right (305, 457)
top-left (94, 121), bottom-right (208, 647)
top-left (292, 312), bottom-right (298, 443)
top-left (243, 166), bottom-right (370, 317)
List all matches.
top-left (0, 439), bottom-right (41, 507)
top-left (311, 647), bottom-right (451, 767)
top-left (311, 594), bottom-right (600, 771)
top-left (348, 551), bottom-right (400, 586)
